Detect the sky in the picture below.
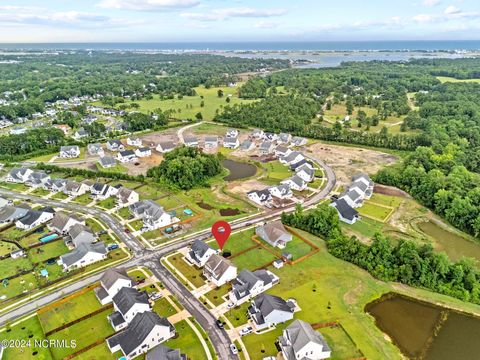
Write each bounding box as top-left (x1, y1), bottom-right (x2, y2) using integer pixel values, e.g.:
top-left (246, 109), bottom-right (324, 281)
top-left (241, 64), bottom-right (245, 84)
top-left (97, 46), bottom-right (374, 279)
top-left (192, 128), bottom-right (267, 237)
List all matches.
top-left (0, 0), bottom-right (479, 43)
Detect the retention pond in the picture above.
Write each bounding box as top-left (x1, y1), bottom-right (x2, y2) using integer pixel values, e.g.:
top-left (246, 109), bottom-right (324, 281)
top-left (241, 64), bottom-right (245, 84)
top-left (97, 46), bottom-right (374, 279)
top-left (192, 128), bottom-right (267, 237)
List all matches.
top-left (222, 159), bottom-right (256, 181)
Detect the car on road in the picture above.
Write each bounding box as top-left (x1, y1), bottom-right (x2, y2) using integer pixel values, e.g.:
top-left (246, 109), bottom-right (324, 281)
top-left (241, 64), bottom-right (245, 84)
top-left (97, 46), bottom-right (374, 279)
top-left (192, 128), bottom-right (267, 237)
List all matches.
top-left (124, 228), bottom-right (130, 234)
top-left (239, 326), bottom-right (253, 336)
top-left (227, 302), bottom-right (234, 309)
top-left (230, 344), bottom-right (238, 354)
top-left (216, 319), bottom-right (224, 329)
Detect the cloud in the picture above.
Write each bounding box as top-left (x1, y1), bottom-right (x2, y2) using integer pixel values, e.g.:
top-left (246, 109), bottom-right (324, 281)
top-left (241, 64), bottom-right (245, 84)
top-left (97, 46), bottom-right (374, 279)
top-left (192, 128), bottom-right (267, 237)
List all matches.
top-left (254, 21), bottom-right (279, 29)
top-left (422, 0), bottom-right (441, 6)
top-left (413, 5), bottom-right (479, 23)
top-left (97, 0), bottom-right (200, 11)
top-left (444, 5), bottom-right (461, 14)
top-left (181, 7), bottom-right (287, 21)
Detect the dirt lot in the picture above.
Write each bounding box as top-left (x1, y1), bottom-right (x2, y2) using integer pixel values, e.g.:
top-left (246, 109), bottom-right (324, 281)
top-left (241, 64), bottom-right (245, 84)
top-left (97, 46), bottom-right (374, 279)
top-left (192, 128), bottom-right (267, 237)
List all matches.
top-left (228, 179), bottom-right (266, 197)
top-left (306, 142), bottom-right (398, 187)
top-left (137, 128), bottom-right (179, 147)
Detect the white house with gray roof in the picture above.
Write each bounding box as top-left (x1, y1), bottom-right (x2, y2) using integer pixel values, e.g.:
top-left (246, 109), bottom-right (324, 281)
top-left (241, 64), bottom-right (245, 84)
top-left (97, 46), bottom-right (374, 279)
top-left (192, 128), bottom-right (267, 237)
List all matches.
top-left (91, 183), bottom-right (119, 200)
top-left (60, 242), bottom-right (107, 271)
top-left (5, 168), bottom-right (33, 183)
top-left (146, 345), bottom-right (186, 360)
top-left (255, 220), bottom-right (292, 249)
top-left (0, 206), bottom-right (30, 224)
top-left (59, 145), bottom-right (80, 158)
top-left (281, 175), bottom-right (307, 191)
top-left (268, 184), bottom-right (293, 199)
top-left (107, 311), bottom-right (175, 360)
top-left (291, 136), bottom-right (307, 147)
top-left (183, 136), bottom-right (198, 147)
top-left (259, 141), bottom-right (275, 154)
top-left (229, 269), bottom-right (279, 306)
top-left (296, 164), bottom-right (315, 183)
top-left (203, 254), bottom-right (237, 287)
top-left (44, 178), bottom-right (68, 192)
top-left (280, 151), bottom-right (305, 166)
top-left (25, 171), bottom-right (50, 188)
top-left (68, 223), bottom-right (95, 247)
top-left (278, 133), bottom-right (292, 144)
top-left (135, 147), bottom-right (151, 158)
top-left (15, 208), bottom-right (54, 230)
top-left (127, 137), bottom-right (142, 147)
top-left (248, 294), bottom-right (295, 330)
top-left (223, 136), bottom-right (240, 149)
top-left (117, 150), bottom-right (137, 163)
top-left (98, 156), bottom-right (117, 168)
top-left (185, 240), bottom-right (219, 268)
top-left (247, 189), bottom-right (272, 207)
top-left (87, 143), bottom-right (104, 156)
top-left (129, 200), bottom-right (177, 231)
top-left (240, 139), bottom-right (255, 151)
top-left (107, 140), bottom-right (125, 152)
top-left (278, 320), bottom-right (331, 360)
top-left (156, 141), bottom-right (176, 153)
top-left (109, 287), bottom-right (151, 331)
top-left (49, 213), bottom-right (84, 234)
top-left (204, 136), bottom-right (218, 149)
top-left (274, 145), bottom-right (292, 158)
top-left (116, 187), bottom-right (139, 207)
top-left (95, 267), bottom-right (133, 305)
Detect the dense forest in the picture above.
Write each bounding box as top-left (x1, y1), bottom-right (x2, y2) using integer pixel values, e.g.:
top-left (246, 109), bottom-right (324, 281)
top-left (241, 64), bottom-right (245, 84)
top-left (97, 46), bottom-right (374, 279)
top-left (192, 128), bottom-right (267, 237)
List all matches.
top-left (147, 146), bottom-right (222, 190)
top-left (282, 204), bottom-right (480, 305)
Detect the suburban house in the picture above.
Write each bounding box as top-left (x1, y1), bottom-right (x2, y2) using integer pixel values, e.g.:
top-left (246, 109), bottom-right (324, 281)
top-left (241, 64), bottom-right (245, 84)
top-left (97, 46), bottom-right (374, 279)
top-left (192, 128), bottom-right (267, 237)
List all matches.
top-left (135, 147), bottom-right (152, 158)
top-left (49, 213), bottom-right (84, 234)
top-left (291, 136), bottom-right (307, 147)
top-left (203, 254), bottom-right (237, 287)
top-left (280, 151), bottom-right (305, 166)
top-left (87, 143), bottom-right (105, 156)
top-left (278, 320), bottom-right (331, 360)
top-left (247, 189), bottom-right (272, 207)
top-left (25, 171), bottom-right (50, 187)
top-left (95, 267), bottom-right (133, 305)
top-left (59, 145), bottom-right (80, 158)
top-left (229, 269), bottom-right (279, 306)
top-left (255, 220), bottom-right (292, 248)
top-left (330, 198), bottom-right (360, 225)
top-left (274, 145), bottom-right (292, 158)
top-left (15, 207), bottom-right (55, 230)
top-left (268, 184), bottom-right (293, 199)
top-left (248, 294), bottom-right (295, 330)
top-left (281, 175), bottom-right (307, 191)
top-left (109, 287), bottom-right (151, 331)
top-left (156, 141), bottom-right (176, 153)
top-left (44, 178), bottom-right (68, 192)
top-left (251, 129), bottom-right (264, 139)
top-left (0, 206), bottom-right (30, 224)
top-left (73, 128), bottom-right (88, 140)
top-left (91, 183), bottom-right (119, 200)
top-left (223, 136), bottom-right (240, 149)
top-left (0, 197), bottom-right (11, 208)
top-left (185, 240), bottom-right (218, 268)
top-left (226, 128), bottom-right (239, 138)
top-left (259, 141), bottom-right (275, 155)
top-left (278, 133), bottom-right (292, 144)
top-left (127, 137), bottom-right (143, 147)
top-left (290, 159), bottom-right (312, 171)
top-left (98, 156), bottom-right (117, 169)
top-left (146, 345), bottom-right (186, 360)
top-left (68, 223), bottom-right (96, 247)
top-left (204, 136), bottom-right (218, 149)
top-left (117, 150), bottom-right (137, 163)
top-left (240, 140), bottom-right (255, 151)
top-left (60, 242), bottom-right (107, 271)
top-left (129, 200), bottom-right (176, 231)
top-left (63, 181), bottom-right (90, 197)
top-left (107, 311), bottom-right (175, 360)
top-left (5, 167), bottom-right (34, 183)
top-left (117, 188), bottom-right (140, 207)
top-left (350, 173), bottom-right (374, 199)
top-left (264, 132), bottom-right (278, 141)
top-left (296, 164), bottom-right (315, 183)
top-left (183, 136), bottom-right (198, 147)
top-left (339, 188), bottom-right (364, 208)
top-left (107, 140), bottom-right (125, 152)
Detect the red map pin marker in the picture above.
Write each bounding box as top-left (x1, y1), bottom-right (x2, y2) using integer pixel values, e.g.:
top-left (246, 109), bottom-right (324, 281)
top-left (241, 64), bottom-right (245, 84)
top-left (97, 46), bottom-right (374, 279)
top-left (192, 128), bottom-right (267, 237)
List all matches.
top-left (211, 221), bottom-right (231, 251)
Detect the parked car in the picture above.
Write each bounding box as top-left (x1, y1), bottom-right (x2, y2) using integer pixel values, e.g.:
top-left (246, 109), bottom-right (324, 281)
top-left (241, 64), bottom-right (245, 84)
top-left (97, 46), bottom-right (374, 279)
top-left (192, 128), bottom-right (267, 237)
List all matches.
top-left (229, 344), bottom-right (238, 355)
top-left (124, 228), bottom-right (130, 234)
top-left (149, 292), bottom-right (163, 300)
top-left (227, 302), bottom-right (234, 309)
top-left (239, 326), bottom-right (253, 336)
top-left (216, 319), bottom-right (224, 329)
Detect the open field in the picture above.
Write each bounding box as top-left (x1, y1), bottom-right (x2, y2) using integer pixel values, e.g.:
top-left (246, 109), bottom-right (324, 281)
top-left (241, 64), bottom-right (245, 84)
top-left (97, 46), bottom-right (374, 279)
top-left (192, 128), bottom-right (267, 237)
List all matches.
top-left (259, 160), bottom-right (292, 185)
top-left (357, 201), bottom-right (394, 222)
top-left (28, 240), bottom-right (69, 263)
top-left (167, 254), bottom-right (206, 288)
top-left (436, 76), bottom-right (480, 83)
top-left (164, 319), bottom-right (209, 360)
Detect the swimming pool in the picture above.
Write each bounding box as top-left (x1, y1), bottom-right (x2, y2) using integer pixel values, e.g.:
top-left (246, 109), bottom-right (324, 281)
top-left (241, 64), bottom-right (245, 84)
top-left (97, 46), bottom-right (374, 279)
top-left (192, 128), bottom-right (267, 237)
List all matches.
top-left (40, 233), bottom-right (59, 243)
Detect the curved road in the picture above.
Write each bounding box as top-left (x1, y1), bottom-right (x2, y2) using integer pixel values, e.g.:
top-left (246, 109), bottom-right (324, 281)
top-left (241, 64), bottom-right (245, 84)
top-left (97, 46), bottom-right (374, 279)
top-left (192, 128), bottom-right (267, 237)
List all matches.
top-left (0, 151), bottom-right (336, 360)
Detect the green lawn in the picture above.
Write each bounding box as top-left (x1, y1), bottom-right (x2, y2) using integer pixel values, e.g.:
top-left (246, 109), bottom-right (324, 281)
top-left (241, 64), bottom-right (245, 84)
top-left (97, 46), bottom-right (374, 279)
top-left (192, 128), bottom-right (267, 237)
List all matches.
top-left (117, 206), bottom-right (132, 220)
top-left (436, 76), bottom-right (480, 83)
top-left (191, 122), bottom-right (231, 136)
top-left (358, 202), bottom-right (392, 222)
top-left (209, 229), bottom-right (258, 256)
top-left (85, 218), bottom-right (104, 233)
top-left (38, 289), bottom-right (103, 333)
top-left (369, 193), bottom-right (403, 208)
top-left (95, 163), bottom-right (128, 174)
top-left (279, 236), bottom-right (313, 260)
top-left (165, 319), bottom-right (209, 360)
top-left (224, 302), bottom-right (250, 328)
top-left (341, 217), bottom-right (384, 239)
top-left (0, 316), bottom-right (51, 360)
top-left (229, 247), bottom-right (278, 270)
top-left (1, 226), bottom-right (28, 241)
top-left (0, 272), bottom-right (38, 300)
top-left (28, 240), bottom-right (69, 263)
top-left (73, 193), bottom-right (93, 205)
top-left (260, 160), bottom-right (291, 184)
top-left (167, 255), bottom-right (206, 288)
top-left (0, 182), bottom-right (29, 191)
top-left (136, 184), bottom-right (166, 200)
top-left (0, 240), bottom-right (18, 256)
top-left (153, 296), bottom-right (179, 318)
top-left (29, 152), bottom-right (56, 162)
top-left (19, 229), bottom-right (51, 247)
top-left (48, 309), bottom-right (114, 359)
top-left (320, 325), bottom-right (363, 360)
top-left (31, 187), bottom-right (50, 197)
top-left (96, 197), bottom-right (117, 209)
top-left (243, 322), bottom-right (289, 359)
top-left (204, 284), bottom-right (231, 306)
top-left (51, 191), bottom-right (69, 200)
top-left (75, 342), bottom-right (118, 360)
top-left (129, 219), bottom-right (144, 231)
top-left (0, 256), bottom-right (33, 278)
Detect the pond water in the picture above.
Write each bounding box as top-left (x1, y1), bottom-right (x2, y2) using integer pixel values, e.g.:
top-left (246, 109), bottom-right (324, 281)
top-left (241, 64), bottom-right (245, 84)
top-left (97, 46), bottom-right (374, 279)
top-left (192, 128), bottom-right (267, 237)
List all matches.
top-left (366, 293), bottom-right (480, 360)
top-left (417, 220), bottom-right (480, 262)
top-left (222, 159), bottom-right (257, 181)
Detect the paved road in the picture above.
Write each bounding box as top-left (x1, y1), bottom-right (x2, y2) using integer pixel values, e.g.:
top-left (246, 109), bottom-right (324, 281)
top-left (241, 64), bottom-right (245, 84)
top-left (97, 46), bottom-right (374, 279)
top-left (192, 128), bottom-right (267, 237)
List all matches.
top-left (0, 154), bottom-right (336, 359)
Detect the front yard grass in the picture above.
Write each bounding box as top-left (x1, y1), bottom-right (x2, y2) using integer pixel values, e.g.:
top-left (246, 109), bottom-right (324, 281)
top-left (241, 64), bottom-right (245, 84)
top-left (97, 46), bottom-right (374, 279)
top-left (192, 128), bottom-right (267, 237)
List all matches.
top-left (73, 193), bottom-right (93, 205)
top-left (229, 247), bottom-right (278, 270)
top-left (204, 284), bottom-right (231, 307)
top-left (153, 296), bottom-right (179, 318)
top-left (31, 187), bottom-right (50, 197)
top-left (51, 191), bottom-right (69, 200)
top-left (224, 302), bottom-right (250, 328)
top-left (168, 255), bottom-right (206, 288)
top-left (117, 206), bottom-right (132, 220)
top-left (96, 197), bottom-right (116, 209)
top-left (38, 289), bottom-right (103, 333)
top-left (320, 325), bottom-right (363, 360)
top-left (85, 218), bottom-right (104, 233)
top-left (165, 319), bottom-right (209, 360)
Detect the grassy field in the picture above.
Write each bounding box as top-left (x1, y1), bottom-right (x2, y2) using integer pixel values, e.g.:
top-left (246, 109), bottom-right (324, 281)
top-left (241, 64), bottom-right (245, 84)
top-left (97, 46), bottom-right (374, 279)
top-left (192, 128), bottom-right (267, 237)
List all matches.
top-left (51, 191), bottom-right (69, 200)
top-left (73, 193), bottom-right (93, 205)
top-left (0, 272), bottom-right (38, 300)
top-left (321, 325), bottom-right (363, 360)
top-left (96, 197), bottom-right (116, 209)
top-left (229, 247), bottom-right (278, 270)
top-left (208, 229), bottom-right (258, 255)
top-left (224, 302), bottom-right (250, 328)
top-left (167, 255), bottom-right (206, 288)
top-left (153, 296), bottom-right (179, 317)
top-left (191, 122), bottom-right (231, 136)
top-left (260, 160), bottom-right (291, 184)
top-left (38, 289), bottom-right (102, 333)
top-left (28, 240), bottom-right (69, 263)
top-left (0, 256), bottom-right (32, 278)
top-left (357, 202), bottom-right (393, 222)
top-left (164, 319), bottom-right (209, 360)
top-left (97, 84), bottom-right (255, 121)
top-left (436, 76), bottom-right (480, 83)
top-left (204, 284), bottom-right (231, 306)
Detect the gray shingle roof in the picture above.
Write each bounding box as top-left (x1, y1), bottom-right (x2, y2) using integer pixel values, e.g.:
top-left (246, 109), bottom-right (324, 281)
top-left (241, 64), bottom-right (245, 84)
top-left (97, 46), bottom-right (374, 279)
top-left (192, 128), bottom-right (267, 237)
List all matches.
top-left (61, 242), bottom-right (107, 267)
top-left (101, 268), bottom-right (131, 290)
top-left (204, 254), bottom-right (234, 280)
top-left (112, 287), bottom-right (149, 316)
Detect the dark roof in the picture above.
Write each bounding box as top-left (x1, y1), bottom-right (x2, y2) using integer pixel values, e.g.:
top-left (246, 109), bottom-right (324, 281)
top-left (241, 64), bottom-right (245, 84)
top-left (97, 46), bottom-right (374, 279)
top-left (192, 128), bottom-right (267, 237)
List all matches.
top-left (190, 240), bottom-right (213, 259)
top-left (147, 345), bottom-right (186, 360)
top-left (251, 294), bottom-right (295, 320)
top-left (108, 311), bottom-right (126, 327)
top-left (101, 268), bottom-right (131, 290)
top-left (332, 198), bottom-right (359, 221)
top-left (112, 287), bottom-right (149, 315)
top-left (119, 150), bottom-right (135, 157)
top-left (61, 242), bottom-right (107, 267)
top-left (110, 312), bottom-right (174, 356)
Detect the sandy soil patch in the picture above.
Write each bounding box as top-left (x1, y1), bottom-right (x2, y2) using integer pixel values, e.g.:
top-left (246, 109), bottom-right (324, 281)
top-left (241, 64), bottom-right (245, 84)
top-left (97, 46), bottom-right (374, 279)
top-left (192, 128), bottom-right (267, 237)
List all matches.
top-left (307, 142), bottom-right (398, 187)
top-left (228, 179), bottom-right (266, 196)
